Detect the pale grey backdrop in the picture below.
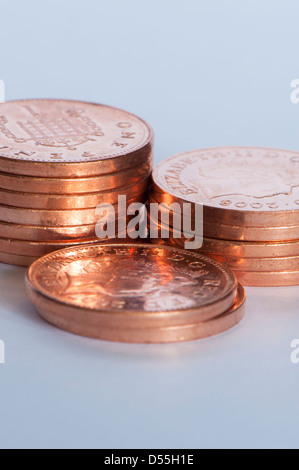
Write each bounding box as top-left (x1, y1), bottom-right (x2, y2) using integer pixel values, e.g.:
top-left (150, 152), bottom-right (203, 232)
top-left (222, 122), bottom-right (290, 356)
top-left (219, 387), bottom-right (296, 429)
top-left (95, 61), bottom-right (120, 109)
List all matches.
top-left (0, 0), bottom-right (299, 449)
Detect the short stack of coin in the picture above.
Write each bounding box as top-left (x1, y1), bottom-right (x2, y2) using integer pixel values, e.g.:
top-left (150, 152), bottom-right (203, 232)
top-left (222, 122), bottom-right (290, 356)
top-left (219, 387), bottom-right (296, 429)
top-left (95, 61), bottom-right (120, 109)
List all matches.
top-left (25, 244), bottom-right (246, 343)
top-left (0, 99), bottom-right (153, 266)
top-left (148, 147), bottom-right (299, 287)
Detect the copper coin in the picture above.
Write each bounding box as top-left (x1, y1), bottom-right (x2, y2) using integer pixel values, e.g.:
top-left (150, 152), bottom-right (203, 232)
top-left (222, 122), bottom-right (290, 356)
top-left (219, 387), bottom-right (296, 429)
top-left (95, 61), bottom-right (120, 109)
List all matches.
top-left (203, 253), bottom-right (299, 272)
top-left (26, 244), bottom-right (239, 328)
top-left (0, 162), bottom-right (151, 194)
top-left (0, 231), bottom-right (144, 257)
top-left (148, 215), bottom-right (299, 258)
top-left (198, 238), bottom-right (299, 259)
top-left (0, 193), bottom-right (147, 226)
top-left (148, 194), bottom-right (299, 242)
top-left (0, 251), bottom-right (37, 267)
top-left (0, 238), bottom-right (98, 257)
top-left (203, 221), bottom-right (299, 242)
top-left (0, 239), bottom-right (147, 267)
top-left (0, 219), bottom-right (142, 242)
top-left (234, 270), bottom-right (299, 287)
top-left (152, 147), bottom-right (299, 227)
top-left (0, 200), bottom-right (148, 241)
top-left (26, 283), bottom-right (245, 343)
top-left (0, 175), bottom-right (149, 210)
top-left (27, 279), bottom-right (238, 329)
top-left (0, 220), bottom-right (97, 241)
top-left (0, 99), bottom-right (153, 177)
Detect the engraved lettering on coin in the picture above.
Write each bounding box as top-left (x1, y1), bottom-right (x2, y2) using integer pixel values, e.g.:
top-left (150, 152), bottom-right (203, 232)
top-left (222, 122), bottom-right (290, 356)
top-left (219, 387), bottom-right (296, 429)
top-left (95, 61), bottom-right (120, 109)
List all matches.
top-left (0, 100), bottom-right (150, 162)
top-left (154, 147), bottom-right (299, 211)
top-left (28, 245), bottom-right (236, 313)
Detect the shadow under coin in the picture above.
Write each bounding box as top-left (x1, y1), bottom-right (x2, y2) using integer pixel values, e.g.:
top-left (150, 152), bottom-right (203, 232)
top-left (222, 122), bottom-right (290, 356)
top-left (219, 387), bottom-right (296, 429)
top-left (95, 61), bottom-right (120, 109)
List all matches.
top-left (0, 264), bottom-right (246, 362)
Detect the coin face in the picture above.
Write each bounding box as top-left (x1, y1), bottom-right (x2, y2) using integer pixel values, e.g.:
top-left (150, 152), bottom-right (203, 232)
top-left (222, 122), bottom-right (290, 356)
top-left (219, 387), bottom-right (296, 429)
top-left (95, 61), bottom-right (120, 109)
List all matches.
top-left (0, 100), bottom-right (151, 163)
top-left (27, 244), bottom-right (237, 313)
top-left (153, 147), bottom-right (299, 212)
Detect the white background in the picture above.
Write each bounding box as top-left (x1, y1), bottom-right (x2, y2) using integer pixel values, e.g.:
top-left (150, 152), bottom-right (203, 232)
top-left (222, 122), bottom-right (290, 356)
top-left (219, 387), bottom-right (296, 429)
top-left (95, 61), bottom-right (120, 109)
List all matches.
top-left (0, 0), bottom-right (299, 449)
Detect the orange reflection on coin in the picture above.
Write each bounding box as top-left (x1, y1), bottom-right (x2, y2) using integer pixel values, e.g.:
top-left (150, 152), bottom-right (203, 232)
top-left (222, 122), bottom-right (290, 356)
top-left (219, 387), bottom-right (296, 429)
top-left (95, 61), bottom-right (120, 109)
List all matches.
top-left (26, 244), bottom-right (241, 332)
top-left (234, 270), bottom-right (299, 287)
top-left (0, 163), bottom-right (151, 194)
top-left (148, 215), bottom-right (299, 258)
top-left (0, 99), bottom-right (153, 177)
top-left (148, 194), bottom-right (299, 242)
top-left (0, 175), bottom-right (149, 210)
top-left (152, 147), bottom-right (299, 226)
top-left (26, 283), bottom-right (245, 343)
top-left (0, 251), bottom-right (38, 267)
top-left (0, 193), bottom-right (147, 226)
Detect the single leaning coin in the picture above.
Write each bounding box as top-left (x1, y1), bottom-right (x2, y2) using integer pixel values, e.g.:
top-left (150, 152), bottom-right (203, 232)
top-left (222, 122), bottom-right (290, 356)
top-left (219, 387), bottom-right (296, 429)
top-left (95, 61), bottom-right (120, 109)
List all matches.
top-left (26, 244), bottom-right (240, 330)
top-left (26, 283), bottom-right (246, 343)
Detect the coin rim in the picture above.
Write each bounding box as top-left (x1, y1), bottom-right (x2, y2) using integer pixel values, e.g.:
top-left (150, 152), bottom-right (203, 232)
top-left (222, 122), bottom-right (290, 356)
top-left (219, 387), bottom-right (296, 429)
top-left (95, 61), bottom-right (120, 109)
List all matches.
top-left (26, 280), bottom-right (240, 326)
top-left (148, 193), bottom-right (299, 242)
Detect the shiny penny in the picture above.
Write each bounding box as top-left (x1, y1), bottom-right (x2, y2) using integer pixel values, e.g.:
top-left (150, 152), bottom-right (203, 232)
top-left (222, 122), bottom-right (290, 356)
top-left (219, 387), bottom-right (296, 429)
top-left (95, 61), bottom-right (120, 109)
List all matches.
top-left (203, 221), bottom-right (299, 242)
top-left (0, 175), bottom-right (149, 210)
top-left (204, 253), bottom-right (299, 272)
top-left (26, 284), bottom-right (245, 343)
top-left (0, 234), bottom-right (146, 257)
top-left (0, 218), bottom-right (144, 242)
top-left (0, 251), bottom-right (37, 267)
top-left (0, 162), bottom-right (151, 194)
top-left (0, 99), bottom-right (153, 177)
top-left (27, 276), bottom-right (239, 329)
top-left (0, 193), bottom-right (147, 226)
top-left (152, 147), bottom-right (299, 226)
top-left (0, 203), bottom-right (148, 242)
top-left (0, 238), bottom-right (98, 257)
top-left (2, 241), bottom-right (149, 268)
top-left (0, 220), bottom-right (97, 241)
top-left (148, 215), bottom-right (299, 257)
top-left (26, 244), bottom-right (238, 325)
top-left (148, 194), bottom-right (299, 242)
top-left (234, 270), bottom-right (299, 287)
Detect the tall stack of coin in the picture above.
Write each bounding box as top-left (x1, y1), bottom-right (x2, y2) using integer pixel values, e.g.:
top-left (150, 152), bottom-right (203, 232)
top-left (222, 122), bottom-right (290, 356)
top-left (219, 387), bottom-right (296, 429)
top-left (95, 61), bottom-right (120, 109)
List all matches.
top-left (26, 244), bottom-right (246, 343)
top-left (148, 147), bottom-right (299, 287)
top-left (0, 99), bottom-right (153, 266)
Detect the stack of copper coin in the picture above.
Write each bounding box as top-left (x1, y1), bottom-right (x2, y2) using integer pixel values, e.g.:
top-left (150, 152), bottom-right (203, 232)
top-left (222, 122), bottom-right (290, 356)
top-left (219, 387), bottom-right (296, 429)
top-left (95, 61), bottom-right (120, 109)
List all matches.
top-left (25, 244), bottom-right (246, 343)
top-left (0, 99), bottom-right (153, 266)
top-left (148, 147), bottom-right (299, 287)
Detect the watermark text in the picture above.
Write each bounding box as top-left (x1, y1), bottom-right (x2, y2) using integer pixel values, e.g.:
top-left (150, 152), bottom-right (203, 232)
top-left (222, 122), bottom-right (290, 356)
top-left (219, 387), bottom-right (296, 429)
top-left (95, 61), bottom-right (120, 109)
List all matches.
top-left (0, 340), bottom-right (5, 364)
top-left (291, 339), bottom-right (299, 364)
top-left (290, 79), bottom-right (299, 104)
top-left (0, 80), bottom-right (5, 103)
top-left (95, 197), bottom-right (203, 250)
